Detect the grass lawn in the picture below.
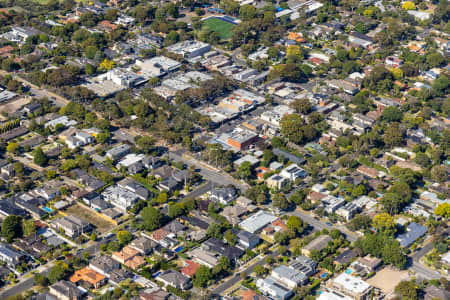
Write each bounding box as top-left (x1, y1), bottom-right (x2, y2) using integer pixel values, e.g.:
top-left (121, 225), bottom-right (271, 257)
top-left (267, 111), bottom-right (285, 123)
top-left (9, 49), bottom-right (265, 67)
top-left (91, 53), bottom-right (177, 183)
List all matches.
top-left (202, 17), bottom-right (235, 40)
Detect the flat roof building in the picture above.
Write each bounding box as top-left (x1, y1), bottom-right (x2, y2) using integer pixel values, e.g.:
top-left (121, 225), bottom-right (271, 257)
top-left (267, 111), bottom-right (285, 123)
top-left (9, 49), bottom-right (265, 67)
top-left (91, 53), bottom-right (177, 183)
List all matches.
top-left (240, 210), bottom-right (277, 234)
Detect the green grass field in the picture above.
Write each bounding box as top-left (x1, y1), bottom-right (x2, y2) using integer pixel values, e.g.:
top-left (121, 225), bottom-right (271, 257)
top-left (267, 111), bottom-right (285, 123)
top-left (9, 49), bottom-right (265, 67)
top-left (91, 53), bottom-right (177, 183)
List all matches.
top-left (202, 17), bottom-right (235, 40)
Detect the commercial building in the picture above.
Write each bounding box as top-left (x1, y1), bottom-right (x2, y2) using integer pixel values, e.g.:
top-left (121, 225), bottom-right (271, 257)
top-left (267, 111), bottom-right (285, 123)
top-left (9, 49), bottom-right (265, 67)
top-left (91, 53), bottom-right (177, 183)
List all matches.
top-left (166, 40), bottom-right (211, 59)
top-left (135, 56), bottom-right (181, 78)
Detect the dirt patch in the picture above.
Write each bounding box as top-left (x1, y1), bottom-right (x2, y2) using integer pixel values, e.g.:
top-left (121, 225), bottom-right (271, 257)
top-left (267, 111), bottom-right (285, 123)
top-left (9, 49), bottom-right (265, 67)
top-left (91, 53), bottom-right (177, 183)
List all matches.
top-left (64, 203), bottom-right (116, 234)
top-left (0, 97), bottom-right (31, 120)
top-left (367, 267), bottom-right (410, 294)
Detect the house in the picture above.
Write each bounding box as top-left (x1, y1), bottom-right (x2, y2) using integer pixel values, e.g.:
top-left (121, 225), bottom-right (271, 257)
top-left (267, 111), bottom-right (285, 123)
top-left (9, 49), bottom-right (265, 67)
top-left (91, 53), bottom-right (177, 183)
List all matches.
top-left (0, 243), bottom-right (26, 267)
top-left (290, 255), bottom-right (317, 277)
top-left (188, 248), bottom-right (220, 268)
top-left (142, 156), bottom-right (163, 170)
top-left (156, 270), bottom-right (192, 290)
top-left (0, 199), bottom-right (26, 218)
top-left (202, 238), bottom-right (244, 262)
top-left (220, 205), bottom-right (248, 225)
top-left (102, 185), bottom-right (139, 211)
top-left (302, 235), bottom-right (332, 257)
top-left (334, 249), bottom-right (359, 266)
top-left (240, 289), bottom-right (269, 300)
top-left (210, 186), bottom-right (237, 205)
top-left (271, 265), bottom-right (307, 288)
top-left (52, 215), bottom-right (91, 238)
top-left (112, 246), bottom-right (139, 264)
top-left (396, 222), bottom-right (427, 248)
top-left (69, 267), bottom-right (106, 289)
top-left (89, 255), bottom-right (120, 277)
top-left (266, 174), bottom-right (287, 189)
top-left (163, 220), bottom-right (187, 237)
top-left (280, 164), bottom-right (307, 181)
top-left (331, 274), bottom-right (373, 300)
top-left (350, 255), bottom-right (382, 276)
top-left (356, 165), bottom-right (382, 179)
top-left (273, 148), bottom-right (306, 165)
top-left (118, 178), bottom-right (151, 200)
top-left (49, 280), bottom-right (83, 300)
top-left (240, 210), bottom-right (277, 234)
top-left (317, 291), bottom-right (353, 300)
top-left (236, 230), bottom-right (260, 250)
top-left (424, 285), bottom-right (450, 300)
top-left (105, 144), bottom-right (131, 161)
top-left (129, 236), bottom-right (155, 255)
top-left (256, 276), bottom-right (293, 300)
top-left (139, 288), bottom-right (170, 300)
top-left (180, 260), bottom-right (200, 278)
top-left (65, 130), bottom-right (94, 149)
top-left (322, 195), bottom-right (346, 214)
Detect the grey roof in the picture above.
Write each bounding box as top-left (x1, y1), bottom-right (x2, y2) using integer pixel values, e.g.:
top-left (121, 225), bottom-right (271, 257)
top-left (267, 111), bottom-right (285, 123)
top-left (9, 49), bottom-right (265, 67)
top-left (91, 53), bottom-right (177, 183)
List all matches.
top-left (239, 210), bottom-right (277, 234)
top-left (50, 280), bottom-right (83, 298)
top-left (304, 235), bottom-right (332, 252)
top-left (272, 265), bottom-right (306, 283)
top-left (396, 222), bottom-right (427, 248)
top-left (273, 148), bottom-right (306, 165)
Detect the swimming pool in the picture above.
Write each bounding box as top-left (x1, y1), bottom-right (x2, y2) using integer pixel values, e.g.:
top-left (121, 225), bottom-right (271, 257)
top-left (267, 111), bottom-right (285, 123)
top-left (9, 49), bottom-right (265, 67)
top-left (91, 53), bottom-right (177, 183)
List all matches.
top-left (174, 246), bottom-right (184, 253)
top-left (153, 271), bottom-right (161, 278)
top-left (320, 272), bottom-right (328, 278)
top-left (43, 206), bottom-right (52, 213)
top-left (345, 268), bottom-right (353, 274)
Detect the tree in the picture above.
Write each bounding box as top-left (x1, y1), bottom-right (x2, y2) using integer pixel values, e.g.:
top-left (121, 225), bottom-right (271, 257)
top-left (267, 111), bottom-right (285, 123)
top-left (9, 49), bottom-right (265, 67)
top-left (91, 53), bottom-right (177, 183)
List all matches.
top-left (434, 203), bottom-right (450, 218)
top-left (2, 215), bottom-right (22, 242)
top-left (389, 181), bottom-right (412, 202)
top-left (13, 162), bottom-right (24, 176)
top-left (430, 165), bottom-right (447, 183)
top-left (382, 107), bottom-right (403, 122)
top-left (6, 142), bottom-right (19, 154)
top-left (272, 193), bottom-right (289, 210)
top-left (34, 274), bottom-right (48, 286)
top-left (286, 216), bottom-right (305, 235)
top-left (280, 114), bottom-right (305, 144)
top-left (22, 219), bottom-right (36, 236)
top-left (402, 1), bottom-right (416, 10)
top-left (384, 123), bottom-right (404, 148)
top-left (157, 192), bottom-right (168, 204)
top-left (380, 193), bottom-right (402, 215)
top-left (90, 233), bottom-right (97, 241)
top-left (394, 281), bottom-right (418, 300)
top-left (238, 161), bottom-right (252, 180)
top-left (291, 98), bottom-right (312, 114)
top-left (347, 214), bottom-right (371, 231)
top-left (193, 265), bottom-right (212, 288)
top-left (117, 230), bottom-right (132, 245)
top-left (48, 261), bottom-right (70, 284)
top-left (372, 213), bottom-right (395, 234)
top-left (414, 152), bottom-right (430, 168)
top-left (99, 59), bottom-right (115, 71)
top-left (224, 230), bottom-right (237, 246)
top-left (253, 265), bottom-right (266, 276)
top-left (390, 68), bottom-right (403, 80)
top-left (33, 147), bottom-right (48, 166)
top-left (141, 206), bottom-right (163, 231)
top-left (239, 4), bottom-right (256, 20)
top-left (207, 223), bottom-right (222, 239)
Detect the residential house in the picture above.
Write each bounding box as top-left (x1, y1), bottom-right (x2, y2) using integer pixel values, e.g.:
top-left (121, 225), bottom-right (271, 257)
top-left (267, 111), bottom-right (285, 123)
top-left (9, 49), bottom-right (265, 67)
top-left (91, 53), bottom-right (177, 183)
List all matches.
top-left (118, 178), bottom-right (151, 200)
top-left (202, 238), bottom-right (244, 262)
top-left (236, 230), bottom-right (260, 250)
top-left (271, 265), bottom-right (307, 288)
top-left (129, 236), bottom-right (155, 255)
top-left (105, 144), bottom-right (131, 161)
top-left (0, 243), bottom-right (26, 267)
top-left (180, 260), bottom-right (200, 278)
top-left (290, 255), bottom-right (317, 277)
top-left (396, 222), bottom-right (427, 248)
top-left (256, 276), bottom-right (293, 300)
top-left (156, 270), bottom-right (192, 290)
top-left (330, 274), bottom-right (373, 300)
top-left (280, 164), bottom-right (307, 181)
top-left (69, 267), bottom-right (106, 289)
top-left (89, 255), bottom-right (120, 277)
top-left (102, 185), bottom-right (139, 211)
top-left (52, 215), bottom-right (91, 238)
top-left (49, 280), bottom-right (83, 300)
top-left (240, 210), bottom-right (278, 234)
top-left (302, 235), bottom-right (332, 257)
top-left (334, 249), bottom-right (359, 266)
top-left (210, 186), bottom-right (237, 205)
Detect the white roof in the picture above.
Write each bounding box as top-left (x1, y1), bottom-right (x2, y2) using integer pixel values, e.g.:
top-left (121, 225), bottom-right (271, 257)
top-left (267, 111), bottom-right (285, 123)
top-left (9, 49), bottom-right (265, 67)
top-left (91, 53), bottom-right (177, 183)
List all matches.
top-left (240, 210), bottom-right (277, 233)
top-left (117, 153), bottom-right (145, 168)
top-left (333, 273), bottom-right (371, 294)
top-left (317, 291), bottom-right (353, 300)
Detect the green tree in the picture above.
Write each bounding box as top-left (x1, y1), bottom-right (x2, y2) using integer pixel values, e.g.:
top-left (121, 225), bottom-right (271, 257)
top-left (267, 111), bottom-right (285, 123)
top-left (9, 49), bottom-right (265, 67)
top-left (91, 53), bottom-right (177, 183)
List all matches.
top-left (372, 213), bottom-right (395, 234)
top-left (434, 203), bottom-right (450, 218)
top-left (33, 147), bottom-right (48, 166)
top-left (34, 274), bottom-right (48, 286)
top-left (272, 193), bottom-right (289, 210)
top-left (48, 261), bottom-right (70, 284)
top-left (238, 161), bottom-right (252, 180)
top-left (2, 215), bottom-right (22, 242)
top-left (394, 280), bottom-right (418, 300)
top-left (286, 215), bottom-right (305, 235)
top-left (117, 230), bottom-right (132, 245)
top-left (141, 206), bottom-right (163, 231)
top-left (253, 265), bottom-right (266, 276)
top-left (22, 219), bottom-right (36, 236)
top-left (280, 114), bottom-right (305, 144)
top-left (224, 230), bottom-right (237, 246)
top-left (382, 107), bottom-right (403, 122)
top-left (384, 123), bottom-right (403, 148)
top-left (430, 165), bottom-right (447, 183)
top-left (193, 265), bottom-right (212, 288)
top-left (291, 98), bottom-right (312, 114)
top-left (207, 223), bottom-right (222, 239)
top-left (239, 4), bottom-right (256, 20)
top-left (380, 193), bottom-right (402, 215)
top-left (6, 142), bottom-right (19, 154)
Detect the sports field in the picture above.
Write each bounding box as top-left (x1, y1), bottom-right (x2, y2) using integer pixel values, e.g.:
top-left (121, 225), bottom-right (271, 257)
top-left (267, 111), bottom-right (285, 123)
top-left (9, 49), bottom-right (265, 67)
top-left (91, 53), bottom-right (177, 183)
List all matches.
top-left (202, 17), bottom-right (235, 40)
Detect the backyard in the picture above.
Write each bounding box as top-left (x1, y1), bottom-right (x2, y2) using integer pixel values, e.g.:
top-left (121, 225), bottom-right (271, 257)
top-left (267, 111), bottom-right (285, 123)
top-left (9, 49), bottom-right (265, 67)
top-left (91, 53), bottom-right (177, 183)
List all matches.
top-left (202, 17), bottom-right (235, 40)
top-left (64, 203), bottom-right (116, 234)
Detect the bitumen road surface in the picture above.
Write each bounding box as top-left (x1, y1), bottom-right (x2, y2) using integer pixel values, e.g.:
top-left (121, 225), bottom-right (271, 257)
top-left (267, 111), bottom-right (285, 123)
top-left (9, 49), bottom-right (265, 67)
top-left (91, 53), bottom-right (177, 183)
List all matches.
top-left (0, 267), bottom-right (52, 299)
top-left (183, 181), bottom-right (212, 199)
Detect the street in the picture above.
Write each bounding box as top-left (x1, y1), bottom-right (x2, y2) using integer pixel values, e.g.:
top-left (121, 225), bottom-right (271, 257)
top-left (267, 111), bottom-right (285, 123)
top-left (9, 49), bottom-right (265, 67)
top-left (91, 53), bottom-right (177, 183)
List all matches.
top-left (168, 151), bottom-right (248, 191)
